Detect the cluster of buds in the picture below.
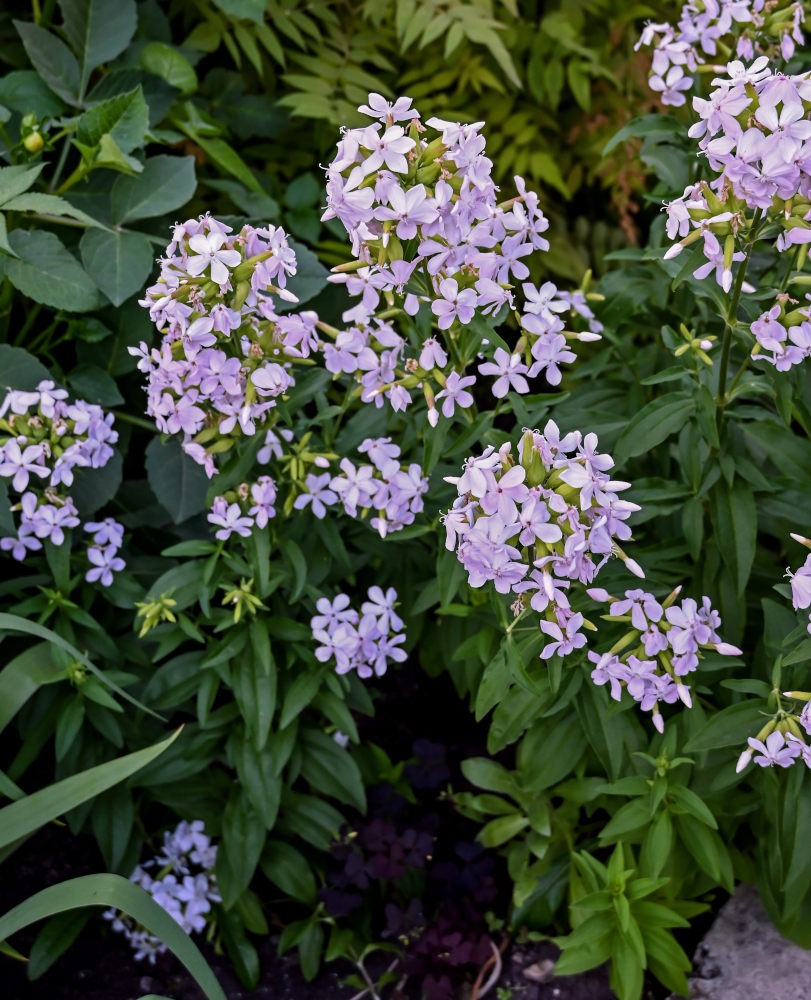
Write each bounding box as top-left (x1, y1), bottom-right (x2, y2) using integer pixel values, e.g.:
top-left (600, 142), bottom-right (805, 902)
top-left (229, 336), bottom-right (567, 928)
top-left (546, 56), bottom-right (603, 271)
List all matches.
top-left (636, 2), bottom-right (805, 106)
top-left (311, 587), bottom-right (407, 679)
top-left (442, 422), bottom-right (641, 658)
top-left (133, 215), bottom-right (321, 476)
top-left (0, 381), bottom-right (125, 585)
top-left (105, 820), bottom-right (219, 962)
top-left (321, 93), bottom-right (601, 423)
top-left (586, 586), bottom-right (741, 731)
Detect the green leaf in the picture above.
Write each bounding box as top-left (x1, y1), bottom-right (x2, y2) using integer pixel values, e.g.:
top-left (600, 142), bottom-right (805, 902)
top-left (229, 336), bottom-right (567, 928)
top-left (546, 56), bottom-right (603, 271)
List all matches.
top-left (639, 811), bottom-right (673, 878)
top-left (0, 643), bottom-right (65, 736)
top-left (261, 840), bottom-right (316, 903)
top-left (668, 785), bottom-right (718, 829)
top-left (75, 87), bottom-right (149, 154)
top-left (211, 0), bottom-right (266, 22)
top-left (0, 163), bottom-right (44, 207)
top-left (1, 192), bottom-right (107, 230)
top-left (278, 239), bottom-right (328, 309)
top-left (27, 911), bottom-right (92, 980)
top-left (685, 700), bottom-right (766, 753)
top-left (111, 155), bottom-right (196, 224)
top-left (193, 135), bottom-right (265, 196)
top-left (603, 114), bottom-right (683, 155)
top-left (220, 795), bottom-right (265, 906)
top-left (0, 729), bottom-right (180, 851)
top-left (300, 729), bottom-right (366, 811)
top-left (0, 71), bottom-right (65, 118)
top-left (145, 436), bottom-right (210, 524)
top-left (280, 671), bottom-right (321, 729)
top-left (0, 874), bottom-right (226, 1000)
top-left (0, 613), bottom-right (161, 719)
top-left (461, 757), bottom-right (517, 795)
top-left (711, 478), bottom-right (757, 595)
top-left (5, 230), bottom-right (97, 312)
top-left (67, 364), bottom-right (124, 406)
top-left (59, 0), bottom-right (138, 96)
top-left (140, 42), bottom-right (198, 95)
top-left (13, 21), bottom-right (80, 105)
top-left (614, 393), bottom-right (694, 466)
top-left (478, 814), bottom-right (529, 848)
top-left (0, 345), bottom-right (51, 391)
top-left (80, 228), bottom-right (153, 306)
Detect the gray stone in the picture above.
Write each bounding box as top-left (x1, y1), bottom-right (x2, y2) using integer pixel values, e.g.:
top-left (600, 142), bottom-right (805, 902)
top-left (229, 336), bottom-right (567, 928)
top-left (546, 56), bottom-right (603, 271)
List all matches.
top-left (669, 884), bottom-right (811, 999)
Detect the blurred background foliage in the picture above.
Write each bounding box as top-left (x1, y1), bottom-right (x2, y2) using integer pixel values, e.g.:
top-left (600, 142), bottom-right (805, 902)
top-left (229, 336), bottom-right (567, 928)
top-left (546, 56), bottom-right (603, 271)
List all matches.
top-left (0, 0), bottom-right (670, 284)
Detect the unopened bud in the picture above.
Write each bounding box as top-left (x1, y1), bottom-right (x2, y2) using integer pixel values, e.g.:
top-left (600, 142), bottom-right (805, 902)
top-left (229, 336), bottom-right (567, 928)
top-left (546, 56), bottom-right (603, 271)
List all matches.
top-left (735, 748), bottom-right (753, 773)
top-left (23, 131), bottom-right (44, 153)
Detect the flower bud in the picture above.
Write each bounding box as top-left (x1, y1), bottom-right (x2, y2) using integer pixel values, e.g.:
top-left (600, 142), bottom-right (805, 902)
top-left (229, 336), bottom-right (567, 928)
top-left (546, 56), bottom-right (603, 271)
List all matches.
top-left (23, 131), bottom-right (44, 154)
top-left (735, 748), bottom-right (753, 773)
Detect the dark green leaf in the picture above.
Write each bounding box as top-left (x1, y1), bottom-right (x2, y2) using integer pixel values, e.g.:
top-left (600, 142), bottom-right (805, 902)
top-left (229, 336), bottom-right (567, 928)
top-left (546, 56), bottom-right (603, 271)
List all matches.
top-left (5, 230), bottom-right (98, 312)
top-left (0, 874), bottom-right (226, 1000)
top-left (111, 155), bottom-right (196, 223)
top-left (80, 229), bottom-right (153, 306)
top-left (75, 87), bottom-right (149, 154)
top-left (59, 0), bottom-right (138, 95)
top-left (145, 436), bottom-right (210, 524)
top-left (13, 22), bottom-right (80, 105)
top-left (140, 42), bottom-right (198, 95)
top-left (0, 345), bottom-right (51, 391)
top-left (614, 393), bottom-right (694, 465)
top-left (711, 478), bottom-right (757, 594)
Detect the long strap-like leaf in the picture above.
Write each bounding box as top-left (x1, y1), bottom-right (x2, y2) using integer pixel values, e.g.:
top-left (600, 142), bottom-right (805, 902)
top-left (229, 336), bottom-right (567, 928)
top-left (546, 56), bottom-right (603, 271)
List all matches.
top-left (0, 874), bottom-right (227, 1000)
top-left (0, 613), bottom-right (164, 719)
top-left (0, 728), bottom-right (181, 851)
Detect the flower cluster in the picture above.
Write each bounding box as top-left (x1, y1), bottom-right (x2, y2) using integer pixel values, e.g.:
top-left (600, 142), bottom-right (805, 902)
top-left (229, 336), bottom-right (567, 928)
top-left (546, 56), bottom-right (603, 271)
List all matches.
top-left (206, 437), bottom-right (429, 541)
top-left (586, 586), bottom-right (741, 731)
top-left (133, 214), bottom-right (320, 476)
top-left (311, 586), bottom-right (407, 679)
top-left (309, 436), bottom-right (429, 537)
top-left (0, 381), bottom-right (124, 584)
top-left (788, 531), bottom-right (811, 632)
top-left (208, 475), bottom-right (278, 540)
top-left (750, 299), bottom-right (811, 370)
top-left (735, 697), bottom-right (811, 772)
top-left (105, 820), bottom-right (219, 962)
top-left (321, 93), bottom-right (600, 423)
top-left (443, 423), bottom-right (641, 657)
top-left (636, 2), bottom-right (805, 106)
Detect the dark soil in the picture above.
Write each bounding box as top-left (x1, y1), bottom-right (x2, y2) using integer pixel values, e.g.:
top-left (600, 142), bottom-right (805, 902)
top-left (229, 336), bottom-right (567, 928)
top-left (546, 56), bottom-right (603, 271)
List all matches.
top-left (0, 670), bottom-right (701, 999)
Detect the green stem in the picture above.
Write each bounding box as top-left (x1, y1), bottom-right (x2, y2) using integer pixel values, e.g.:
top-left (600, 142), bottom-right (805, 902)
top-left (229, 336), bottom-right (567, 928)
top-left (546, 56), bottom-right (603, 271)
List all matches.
top-left (48, 138), bottom-right (73, 193)
top-left (111, 411), bottom-right (156, 432)
top-left (13, 304), bottom-right (43, 347)
top-left (715, 208), bottom-right (763, 427)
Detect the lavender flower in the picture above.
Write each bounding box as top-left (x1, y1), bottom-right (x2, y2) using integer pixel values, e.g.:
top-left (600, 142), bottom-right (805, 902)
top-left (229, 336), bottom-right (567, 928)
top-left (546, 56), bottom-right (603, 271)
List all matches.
top-left (311, 587), bottom-right (407, 679)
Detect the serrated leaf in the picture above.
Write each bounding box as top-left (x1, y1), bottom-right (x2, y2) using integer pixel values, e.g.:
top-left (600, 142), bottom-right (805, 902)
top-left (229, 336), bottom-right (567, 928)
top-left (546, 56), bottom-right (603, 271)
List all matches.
top-left (1, 192), bottom-right (107, 230)
top-left (14, 21), bottom-right (80, 105)
top-left (0, 163), bottom-right (44, 206)
top-left (75, 86), bottom-right (149, 154)
top-left (5, 230), bottom-right (98, 312)
top-left (59, 0), bottom-right (138, 96)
